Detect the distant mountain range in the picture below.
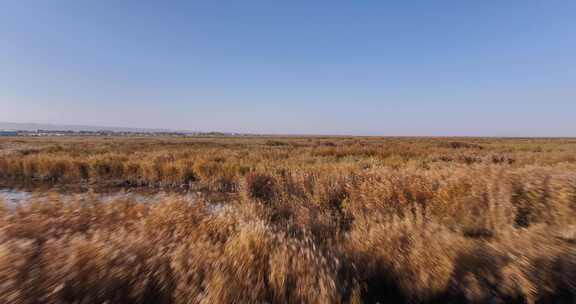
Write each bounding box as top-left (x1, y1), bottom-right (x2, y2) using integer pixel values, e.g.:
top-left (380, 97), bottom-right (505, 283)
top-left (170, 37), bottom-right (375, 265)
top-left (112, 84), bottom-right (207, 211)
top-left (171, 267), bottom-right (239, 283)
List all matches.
top-left (0, 122), bottom-right (180, 133)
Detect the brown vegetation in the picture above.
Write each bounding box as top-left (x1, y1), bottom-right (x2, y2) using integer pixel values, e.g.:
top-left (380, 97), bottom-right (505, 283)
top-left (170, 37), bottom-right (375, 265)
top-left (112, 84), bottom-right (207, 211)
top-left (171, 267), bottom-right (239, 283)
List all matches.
top-left (0, 136), bottom-right (575, 303)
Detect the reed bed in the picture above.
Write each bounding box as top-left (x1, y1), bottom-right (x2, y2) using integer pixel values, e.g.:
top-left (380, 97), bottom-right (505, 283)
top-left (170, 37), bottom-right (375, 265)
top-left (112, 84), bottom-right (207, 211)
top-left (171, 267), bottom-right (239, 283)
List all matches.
top-left (1, 136), bottom-right (575, 190)
top-left (0, 136), bottom-right (575, 303)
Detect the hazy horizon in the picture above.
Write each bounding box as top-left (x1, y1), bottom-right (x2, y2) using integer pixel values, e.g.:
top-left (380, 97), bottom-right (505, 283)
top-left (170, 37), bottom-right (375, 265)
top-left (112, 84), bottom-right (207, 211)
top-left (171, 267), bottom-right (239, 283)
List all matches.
top-left (2, 1), bottom-right (575, 137)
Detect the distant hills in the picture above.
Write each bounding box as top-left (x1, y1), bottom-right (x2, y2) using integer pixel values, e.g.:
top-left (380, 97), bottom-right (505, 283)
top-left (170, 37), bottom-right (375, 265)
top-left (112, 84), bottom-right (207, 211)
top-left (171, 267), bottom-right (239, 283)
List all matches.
top-left (0, 122), bottom-right (180, 133)
top-left (0, 122), bottom-right (248, 137)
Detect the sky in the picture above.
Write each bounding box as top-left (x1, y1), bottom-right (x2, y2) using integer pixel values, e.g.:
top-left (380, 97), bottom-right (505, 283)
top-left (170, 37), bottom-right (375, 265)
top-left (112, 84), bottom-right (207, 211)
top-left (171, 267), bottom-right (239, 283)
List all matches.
top-left (1, 1), bottom-right (575, 136)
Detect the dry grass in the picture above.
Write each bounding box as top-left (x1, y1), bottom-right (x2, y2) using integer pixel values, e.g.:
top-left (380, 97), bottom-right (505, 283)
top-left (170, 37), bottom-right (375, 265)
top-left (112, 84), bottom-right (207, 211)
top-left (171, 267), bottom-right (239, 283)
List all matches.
top-left (1, 136), bottom-right (575, 190)
top-left (0, 136), bottom-right (575, 303)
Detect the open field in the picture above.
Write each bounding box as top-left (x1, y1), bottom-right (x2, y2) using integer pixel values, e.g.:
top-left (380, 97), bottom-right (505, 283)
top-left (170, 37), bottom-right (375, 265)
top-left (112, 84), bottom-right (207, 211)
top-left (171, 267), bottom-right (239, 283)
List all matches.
top-left (1, 136), bottom-right (576, 303)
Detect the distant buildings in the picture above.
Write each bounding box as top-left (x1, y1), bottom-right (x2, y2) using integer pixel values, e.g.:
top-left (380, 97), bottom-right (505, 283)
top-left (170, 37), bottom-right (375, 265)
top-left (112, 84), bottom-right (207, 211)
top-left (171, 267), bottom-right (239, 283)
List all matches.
top-left (0, 130), bottom-right (18, 136)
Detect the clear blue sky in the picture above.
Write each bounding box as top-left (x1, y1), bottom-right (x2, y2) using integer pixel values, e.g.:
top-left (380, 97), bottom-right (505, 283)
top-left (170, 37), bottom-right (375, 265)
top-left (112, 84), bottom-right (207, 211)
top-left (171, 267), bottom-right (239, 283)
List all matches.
top-left (1, 1), bottom-right (575, 136)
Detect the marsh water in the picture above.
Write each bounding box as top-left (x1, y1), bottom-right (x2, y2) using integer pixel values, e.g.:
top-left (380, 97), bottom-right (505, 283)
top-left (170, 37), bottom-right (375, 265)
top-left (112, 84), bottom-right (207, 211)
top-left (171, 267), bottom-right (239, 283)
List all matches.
top-left (0, 187), bottom-right (199, 208)
top-left (0, 185), bottom-right (232, 215)
top-left (0, 188), bottom-right (32, 206)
